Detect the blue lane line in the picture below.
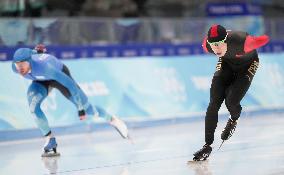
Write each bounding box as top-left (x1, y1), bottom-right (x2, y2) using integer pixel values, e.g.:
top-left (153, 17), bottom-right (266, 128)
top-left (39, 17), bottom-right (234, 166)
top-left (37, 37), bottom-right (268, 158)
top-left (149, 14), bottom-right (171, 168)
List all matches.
top-left (0, 107), bottom-right (283, 142)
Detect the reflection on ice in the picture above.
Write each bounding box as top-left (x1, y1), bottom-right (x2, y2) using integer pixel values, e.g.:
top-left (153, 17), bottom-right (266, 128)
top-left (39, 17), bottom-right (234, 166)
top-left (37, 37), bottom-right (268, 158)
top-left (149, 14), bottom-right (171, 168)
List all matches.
top-left (41, 157), bottom-right (60, 174)
top-left (187, 160), bottom-right (213, 175)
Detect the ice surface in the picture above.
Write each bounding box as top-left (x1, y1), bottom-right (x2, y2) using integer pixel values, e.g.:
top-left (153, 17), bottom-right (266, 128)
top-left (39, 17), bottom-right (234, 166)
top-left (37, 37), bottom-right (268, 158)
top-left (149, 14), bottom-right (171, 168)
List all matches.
top-left (0, 114), bottom-right (283, 175)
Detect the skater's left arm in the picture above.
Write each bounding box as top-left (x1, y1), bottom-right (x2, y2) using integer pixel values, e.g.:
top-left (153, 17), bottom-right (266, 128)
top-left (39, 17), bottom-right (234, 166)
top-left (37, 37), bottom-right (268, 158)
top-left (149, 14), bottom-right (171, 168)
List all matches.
top-left (244, 35), bottom-right (270, 53)
top-left (43, 64), bottom-right (84, 111)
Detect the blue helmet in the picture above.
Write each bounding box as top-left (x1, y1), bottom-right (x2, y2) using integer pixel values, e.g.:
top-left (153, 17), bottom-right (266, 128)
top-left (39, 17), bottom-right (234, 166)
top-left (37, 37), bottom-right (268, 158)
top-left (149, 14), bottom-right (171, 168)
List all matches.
top-left (13, 48), bottom-right (33, 62)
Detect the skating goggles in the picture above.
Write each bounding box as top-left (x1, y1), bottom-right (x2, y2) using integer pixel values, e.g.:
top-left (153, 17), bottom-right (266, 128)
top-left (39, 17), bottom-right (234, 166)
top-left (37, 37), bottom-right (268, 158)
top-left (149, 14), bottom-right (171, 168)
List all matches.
top-left (207, 33), bottom-right (228, 46)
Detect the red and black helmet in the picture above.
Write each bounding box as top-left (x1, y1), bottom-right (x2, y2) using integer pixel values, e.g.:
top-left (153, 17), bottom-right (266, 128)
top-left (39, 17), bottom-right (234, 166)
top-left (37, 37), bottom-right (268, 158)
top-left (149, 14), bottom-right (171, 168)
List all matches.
top-left (207, 24), bottom-right (227, 43)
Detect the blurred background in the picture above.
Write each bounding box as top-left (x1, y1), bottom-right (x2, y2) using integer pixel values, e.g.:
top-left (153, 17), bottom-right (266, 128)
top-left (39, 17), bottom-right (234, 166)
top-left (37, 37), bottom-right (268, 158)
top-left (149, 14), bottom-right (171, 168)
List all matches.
top-left (0, 0), bottom-right (284, 52)
top-left (0, 0), bottom-right (284, 137)
top-left (1, 1), bottom-right (284, 175)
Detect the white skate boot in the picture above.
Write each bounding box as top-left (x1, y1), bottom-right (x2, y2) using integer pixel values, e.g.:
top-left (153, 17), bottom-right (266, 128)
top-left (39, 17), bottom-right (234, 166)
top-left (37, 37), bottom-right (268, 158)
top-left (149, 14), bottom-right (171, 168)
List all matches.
top-left (110, 115), bottom-right (129, 139)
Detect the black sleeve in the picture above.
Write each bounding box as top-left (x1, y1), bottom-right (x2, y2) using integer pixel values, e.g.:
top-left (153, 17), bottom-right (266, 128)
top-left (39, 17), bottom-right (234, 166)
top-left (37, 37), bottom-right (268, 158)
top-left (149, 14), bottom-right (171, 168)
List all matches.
top-left (226, 31), bottom-right (247, 55)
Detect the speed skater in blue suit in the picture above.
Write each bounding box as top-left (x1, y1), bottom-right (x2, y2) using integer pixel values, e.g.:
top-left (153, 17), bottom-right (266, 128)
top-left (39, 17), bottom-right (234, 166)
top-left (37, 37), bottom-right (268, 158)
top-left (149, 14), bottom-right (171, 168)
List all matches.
top-left (12, 45), bottom-right (129, 157)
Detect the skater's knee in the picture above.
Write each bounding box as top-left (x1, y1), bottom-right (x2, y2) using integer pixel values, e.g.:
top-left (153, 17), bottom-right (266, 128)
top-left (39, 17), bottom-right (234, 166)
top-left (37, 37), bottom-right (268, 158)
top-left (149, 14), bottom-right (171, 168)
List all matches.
top-left (27, 83), bottom-right (47, 112)
top-left (29, 100), bottom-right (42, 114)
top-left (225, 100), bottom-right (242, 117)
top-left (225, 97), bottom-right (241, 109)
top-left (206, 101), bottom-right (222, 116)
top-left (205, 115), bottom-right (218, 123)
top-left (28, 92), bottom-right (46, 114)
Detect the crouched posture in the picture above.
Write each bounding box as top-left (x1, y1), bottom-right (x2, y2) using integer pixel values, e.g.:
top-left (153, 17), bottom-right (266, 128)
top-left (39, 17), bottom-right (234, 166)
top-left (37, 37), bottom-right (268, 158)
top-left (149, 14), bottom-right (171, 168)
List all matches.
top-left (12, 47), bottom-right (129, 157)
top-left (193, 25), bottom-right (269, 161)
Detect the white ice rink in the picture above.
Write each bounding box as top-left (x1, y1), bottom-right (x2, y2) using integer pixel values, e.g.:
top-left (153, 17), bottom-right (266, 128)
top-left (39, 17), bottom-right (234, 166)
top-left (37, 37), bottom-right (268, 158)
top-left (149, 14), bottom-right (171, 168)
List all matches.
top-left (0, 114), bottom-right (283, 175)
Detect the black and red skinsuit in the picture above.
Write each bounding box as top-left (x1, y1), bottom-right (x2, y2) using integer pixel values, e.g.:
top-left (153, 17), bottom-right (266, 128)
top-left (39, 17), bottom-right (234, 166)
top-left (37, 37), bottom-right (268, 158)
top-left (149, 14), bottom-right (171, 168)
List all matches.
top-left (202, 31), bottom-right (269, 145)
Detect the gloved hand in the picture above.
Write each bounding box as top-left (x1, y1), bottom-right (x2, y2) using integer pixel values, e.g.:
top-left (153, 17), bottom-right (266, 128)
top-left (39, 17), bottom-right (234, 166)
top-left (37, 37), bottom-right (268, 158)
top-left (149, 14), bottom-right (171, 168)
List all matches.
top-left (78, 110), bottom-right (86, 120)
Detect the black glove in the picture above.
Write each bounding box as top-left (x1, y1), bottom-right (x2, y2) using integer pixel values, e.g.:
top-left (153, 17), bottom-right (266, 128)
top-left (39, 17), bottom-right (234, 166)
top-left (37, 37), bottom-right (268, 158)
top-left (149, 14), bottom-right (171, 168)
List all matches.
top-left (78, 110), bottom-right (86, 120)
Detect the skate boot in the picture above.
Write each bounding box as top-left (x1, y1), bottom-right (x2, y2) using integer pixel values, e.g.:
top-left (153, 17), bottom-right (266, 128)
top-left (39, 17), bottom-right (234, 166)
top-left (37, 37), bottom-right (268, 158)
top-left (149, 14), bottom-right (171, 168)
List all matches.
top-left (193, 144), bottom-right (212, 161)
top-left (221, 118), bottom-right (238, 141)
top-left (41, 137), bottom-right (60, 157)
top-left (110, 115), bottom-right (129, 139)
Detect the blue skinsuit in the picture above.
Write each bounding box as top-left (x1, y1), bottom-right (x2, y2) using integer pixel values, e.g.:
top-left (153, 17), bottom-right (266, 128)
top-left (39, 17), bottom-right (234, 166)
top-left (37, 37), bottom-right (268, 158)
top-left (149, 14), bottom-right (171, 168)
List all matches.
top-left (12, 49), bottom-right (111, 136)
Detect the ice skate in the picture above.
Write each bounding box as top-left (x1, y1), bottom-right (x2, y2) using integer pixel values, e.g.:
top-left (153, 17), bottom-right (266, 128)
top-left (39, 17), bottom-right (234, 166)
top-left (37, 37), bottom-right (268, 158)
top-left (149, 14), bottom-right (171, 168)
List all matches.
top-left (41, 137), bottom-right (60, 157)
top-left (217, 118), bottom-right (238, 150)
top-left (110, 115), bottom-right (129, 139)
top-left (221, 118), bottom-right (238, 141)
top-left (192, 144), bottom-right (212, 161)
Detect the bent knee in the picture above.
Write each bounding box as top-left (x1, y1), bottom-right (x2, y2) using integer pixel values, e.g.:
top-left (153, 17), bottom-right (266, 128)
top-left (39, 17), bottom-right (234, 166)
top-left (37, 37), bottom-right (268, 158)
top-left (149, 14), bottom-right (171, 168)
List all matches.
top-left (225, 100), bottom-right (241, 110)
top-left (28, 95), bottom-right (43, 113)
top-left (207, 100), bottom-right (223, 113)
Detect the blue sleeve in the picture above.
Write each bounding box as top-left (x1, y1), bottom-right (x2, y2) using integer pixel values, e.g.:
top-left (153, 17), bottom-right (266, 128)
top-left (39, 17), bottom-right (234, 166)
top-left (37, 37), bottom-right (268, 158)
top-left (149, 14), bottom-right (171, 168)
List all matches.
top-left (43, 63), bottom-right (84, 110)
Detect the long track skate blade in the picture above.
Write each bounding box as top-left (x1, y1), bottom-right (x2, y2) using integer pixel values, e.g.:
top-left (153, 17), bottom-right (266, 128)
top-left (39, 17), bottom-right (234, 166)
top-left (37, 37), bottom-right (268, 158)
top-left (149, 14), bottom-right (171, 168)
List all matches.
top-left (41, 152), bottom-right (60, 157)
top-left (113, 127), bottom-right (133, 143)
top-left (188, 159), bottom-right (208, 164)
top-left (218, 140), bottom-right (225, 150)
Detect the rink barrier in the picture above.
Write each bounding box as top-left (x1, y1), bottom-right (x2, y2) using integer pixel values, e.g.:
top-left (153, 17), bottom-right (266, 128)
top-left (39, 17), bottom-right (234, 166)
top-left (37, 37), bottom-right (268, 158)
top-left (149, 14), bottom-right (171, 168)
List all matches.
top-left (0, 107), bottom-right (283, 142)
top-left (0, 41), bottom-right (284, 61)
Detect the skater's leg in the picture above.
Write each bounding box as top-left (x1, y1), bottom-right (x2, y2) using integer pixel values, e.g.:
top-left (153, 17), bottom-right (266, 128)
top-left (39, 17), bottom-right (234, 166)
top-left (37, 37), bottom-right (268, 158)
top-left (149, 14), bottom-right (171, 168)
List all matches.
top-left (205, 60), bottom-right (233, 145)
top-left (225, 59), bottom-right (259, 120)
top-left (27, 82), bottom-right (50, 136)
top-left (93, 106), bottom-right (129, 139)
top-left (205, 76), bottom-right (226, 145)
top-left (55, 65), bottom-right (128, 138)
top-left (28, 82), bottom-right (59, 157)
top-left (50, 65), bottom-right (97, 118)
top-left (51, 79), bottom-right (89, 111)
top-left (50, 68), bottom-right (126, 134)
top-left (193, 78), bottom-right (225, 161)
top-left (95, 106), bottom-right (112, 121)
top-left (222, 59), bottom-right (259, 140)
top-left (193, 61), bottom-right (232, 161)
top-left (60, 65), bottom-right (89, 109)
